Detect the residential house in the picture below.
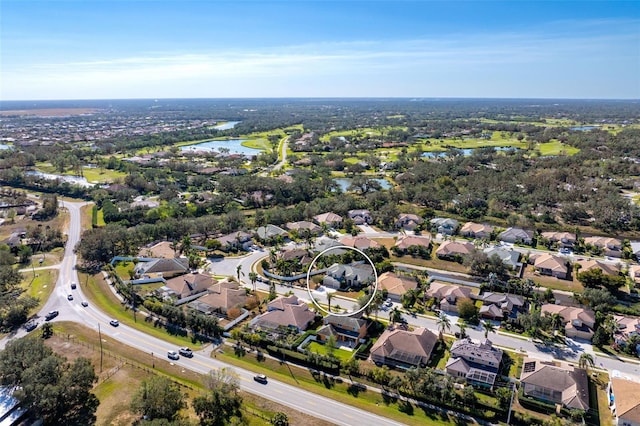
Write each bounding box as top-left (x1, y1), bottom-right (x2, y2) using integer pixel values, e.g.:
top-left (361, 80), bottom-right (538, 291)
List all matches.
top-left (395, 234), bottom-right (431, 249)
top-left (255, 224), bottom-right (288, 240)
top-left (520, 358), bottom-right (589, 410)
top-left (313, 212), bottom-right (343, 228)
top-left (435, 240), bottom-right (475, 261)
top-left (575, 258), bottom-right (621, 277)
top-left (137, 241), bottom-right (177, 259)
top-left (613, 315), bottom-right (640, 353)
top-left (498, 227), bottom-right (534, 245)
top-left (530, 253), bottom-right (569, 279)
top-left (163, 272), bottom-right (216, 299)
top-left (541, 304), bottom-right (596, 340)
top-left (430, 218), bottom-right (459, 235)
top-left (446, 338), bottom-right (503, 386)
top-left (278, 248), bottom-right (313, 266)
top-left (483, 246), bottom-right (521, 270)
top-left (285, 221), bottom-right (322, 235)
top-left (194, 279), bottom-right (248, 315)
top-left (629, 265), bottom-right (640, 287)
top-left (323, 262), bottom-right (375, 290)
top-left (348, 209), bottom-right (372, 225)
top-left (216, 231), bottom-right (253, 252)
top-left (630, 241), bottom-right (640, 262)
top-left (134, 257), bottom-right (190, 278)
top-left (317, 314), bottom-right (367, 348)
top-left (460, 222), bottom-right (494, 239)
top-left (584, 236), bottom-right (623, 258)
top-left (395, 213), bottom-right (424, 231)
top-left (541, 231), bottom-right (577, 248)
top-left (476, 292), bottom-right (525, 320)
top-left (378, 272), bottom-right (419, 302)
top-left (250, 295), bottom-right (316, 333)
top-left (340, 235), bottom-right (380, 250)
top-left (313, 236), bottom-right (346, 255)
top-left (609, 377), bottom-right (640, 426)
top-left (424, 282), bottom-right (473, 313)
top-left (370, 327), bottom-right (438, 369)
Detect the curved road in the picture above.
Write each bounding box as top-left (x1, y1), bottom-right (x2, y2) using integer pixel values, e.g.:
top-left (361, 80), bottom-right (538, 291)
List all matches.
top-left (0, 201), bottom-right (406, 426)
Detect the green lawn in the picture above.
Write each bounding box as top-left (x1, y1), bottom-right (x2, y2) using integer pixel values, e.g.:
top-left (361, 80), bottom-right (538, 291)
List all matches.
top-left (537, 140), bottom-right (580, 156)
top-left (307, 341), bottom-right (354, 362)
top-left (24, 268), bottom-right (58, 314)
top-left (82, 167), bottom-right (127, 183)
top-left (241, 138), bottom-right (271, 151)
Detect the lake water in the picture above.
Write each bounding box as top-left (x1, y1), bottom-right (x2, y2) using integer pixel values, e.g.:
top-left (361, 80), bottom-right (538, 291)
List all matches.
top-left (0, 144), bottom-right (12, 150)
top-left (334, 177), bottom-right (392, 192)
top-left (569, 125), bottom-right (598, 131)
top-left (214, 121), bottom-right (241, 130)
top-left (26, 171), bottom-right (93, 187)
top-left (180, 139), bottom-right (261, 156)
top-left (422, 146), bottom-right (519, 158)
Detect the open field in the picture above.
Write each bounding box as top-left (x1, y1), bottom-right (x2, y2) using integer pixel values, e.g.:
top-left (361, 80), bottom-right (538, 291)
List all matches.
top-left (82, 167), bottom-right (127, 183)
top-left (23, 268), bottom-right (58, 314)
top-left (306, 341), bottom-right (354, 362)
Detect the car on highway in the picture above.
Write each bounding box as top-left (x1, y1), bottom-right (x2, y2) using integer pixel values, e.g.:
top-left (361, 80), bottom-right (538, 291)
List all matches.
top-left (109, 319), bottom-right (119, 327)
top-left (81, 301), bottom-right (89, 307)
top-left (25, 321), bottom-right (37, 332)
top-left (67, 294), bottom-right (74, 301)
top-left (253, 374), bottom-right (268, 384)
top-left (167, 351), bottom-right (180, 360)
top-left (178, 347), bottom-right (193, 357)
top-left (45, 311), bottom-right (59, 321)
top-left (70, 282), bottom-right (77, 289)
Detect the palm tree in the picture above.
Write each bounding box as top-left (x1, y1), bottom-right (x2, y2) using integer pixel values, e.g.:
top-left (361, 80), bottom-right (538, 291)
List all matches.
top-left (236, 265), bottom-right (243, 281)
top-left (578, 353), bottom-right (595, 374)
top-left (436, 312), bottom-right (451, 340)
top-left (326, 292), bottom-right (334, 313)
top-left (482, 320), bottom-right (496, 339)
top-left (248, 272), bottom-right (258, 293)
top-left (458, 322), bottom-right (467, 339)
top-left (390, 307), bottom-right (402, 325)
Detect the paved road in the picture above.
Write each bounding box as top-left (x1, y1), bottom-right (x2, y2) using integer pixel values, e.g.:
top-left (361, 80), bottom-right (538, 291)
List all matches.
top-left (0, 201), bottom-right (405, 426)
top-left (273, 136), bottom-right (289, 171)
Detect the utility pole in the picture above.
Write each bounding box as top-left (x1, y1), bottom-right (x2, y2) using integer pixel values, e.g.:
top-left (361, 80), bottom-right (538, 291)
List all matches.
top-left (98, 323), bottom-right (103, 373)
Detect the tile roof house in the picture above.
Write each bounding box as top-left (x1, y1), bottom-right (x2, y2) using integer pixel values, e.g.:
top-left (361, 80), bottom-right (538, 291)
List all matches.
top-left (430, 218), bottom-right (459, 235)
top-left (313, 212), bottom-right (343, 227)
top-left (435, 240), bottom-right (475, 260)
top-left (378, 272), bottom-right (419, 302)
top-left (541, 304), bottom-right (596, 340)
top-left (446, 338), bottom-right (503, 386)
top-left (216, 231), bottom-right (253, 252)
top-left (476, 292), bottom-right (525, 320)
top-left (278, 248), bottom-right (313, 266)
top-left (348, 209), bottom-right (373, 225)
top-left (250, 295), bottom-right (316, 333)
top-left (317, 314), bottom-right (368, 348)
top-left (163, 272), bottom-right (216, 299)
top-left (520, 358), bottom-right (589, 410)
top-left (575, 258), bottom-right (621, 277)
top-left (395, 213), bottom-right (424, 231)
top-left (370, 327), bottom-right (438, 369)
top-left (424, 282), bottom-right (473, 313)
top-left (483, 246), bottom-right (521, 270)
top-left (530, 253), bottom-right (569, 279)
top-left (285, 221), bottom-right (322, 235)
top-left (631, 241), bottom-right (640, 262)
top-left (340, 235), bottom-right (380, 250)
top-left (609, 377), bottom-right (640, 426)
top-left (255, 224), bottom-right (288, 240)
top-left (394, 234), bottom-right (432, 251)
top-left (498, 227), bottom-right (534, 245)
top-left (323, 262), bottom-right (375, 290)
top-left (541, 231), bottom-right (577, 248)
top-left (584, 236), bottom-right (623, 258)
top-left (195, 279), bottom-right (248, 314)
top-left (313, 236), bottom-right (346, 255)
top-left (134, 257), bottom-right (190, 278)
top-left (137, 241), bottom-right (177, 259)
top-left (613, 315), bottom-right (640, 351)
top-left (460, 222), bottom-right (494, 239)
top-left (630, 265), bottom-right (640, 286)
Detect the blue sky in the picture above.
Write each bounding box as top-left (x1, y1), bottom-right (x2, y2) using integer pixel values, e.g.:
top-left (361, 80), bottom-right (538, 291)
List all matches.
top-left (1, 1), bottom-right (639, 100)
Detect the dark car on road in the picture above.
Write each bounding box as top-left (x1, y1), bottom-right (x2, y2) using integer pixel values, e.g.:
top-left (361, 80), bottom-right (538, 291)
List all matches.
top-left (67, 294), bottom-right (74, 301)
top-left (25, 321), bottom-right (37, 332)
top-left (253, 374), bottom-right (268, 384)
top-left (70, 282), bottom-right (77, 289)
top-left (45, 311), bottom-right (59, 321)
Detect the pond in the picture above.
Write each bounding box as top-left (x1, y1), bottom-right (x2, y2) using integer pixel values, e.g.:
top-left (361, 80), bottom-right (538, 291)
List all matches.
top-left (180, 139), bottom-right (261, 156)
top-left (26, 171), bottom-right (93, 187)
top-left (213, 121), bottom-right (241, 130)
top-left (569, 125), bottom-right (599, 131)
top-left (422, 146), bottom-right (520, 158)
top-left (334, 177), bottom-right (392, 192)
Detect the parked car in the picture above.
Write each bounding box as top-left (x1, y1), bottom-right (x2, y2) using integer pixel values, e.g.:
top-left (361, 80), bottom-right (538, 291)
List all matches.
top-left (167, 351), bottom-right (179, 360)
top-left (67, 294), bottom-right (74, 301)
top-left (81, 301), bottom-right (89, 307)
top-left (109, 319), bottom-right (119, 327)
top-left (25, 321), bottom-right (37, 332)
top-left (70, 282), bottom-right (77, 289)
top-left (45, 311), bottom-right (59, 321)
top-left (179, 347), bottom-right (193, 357)
top-left (253, 374), bottom-right (268, 384)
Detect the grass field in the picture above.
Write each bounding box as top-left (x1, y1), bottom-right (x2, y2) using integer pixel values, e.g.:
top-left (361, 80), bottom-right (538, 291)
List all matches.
top-left (23, 268), bottom-right (58, 314)
top-left (537, 140), bottom-right (580, 156)
top-left (306, 341), bottom-right (354, 362)
top-left (82, 167), bottom-right (127, 184)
